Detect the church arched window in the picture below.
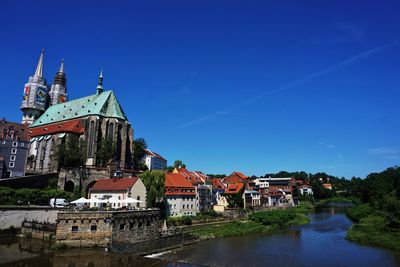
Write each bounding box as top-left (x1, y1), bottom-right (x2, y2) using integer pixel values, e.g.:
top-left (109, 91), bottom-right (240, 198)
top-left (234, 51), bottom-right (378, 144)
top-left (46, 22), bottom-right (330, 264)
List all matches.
top-left (88, 121), bottom-right (95, 157)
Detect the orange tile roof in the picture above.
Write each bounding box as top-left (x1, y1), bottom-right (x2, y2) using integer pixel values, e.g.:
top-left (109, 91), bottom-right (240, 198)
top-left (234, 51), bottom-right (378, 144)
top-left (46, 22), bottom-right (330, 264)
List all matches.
top-left (165, 173), bottom-right (195, 188)
top-left (29, 118), bottom-right (85, 137)
top-left (233, 172), bottom-right (249, 179)
top-left (90, 177), bottom-right (139, 191)
top-left (211, 178), bottom-right (226, 189)
top-left (225, 183), bottom-right (244, 194)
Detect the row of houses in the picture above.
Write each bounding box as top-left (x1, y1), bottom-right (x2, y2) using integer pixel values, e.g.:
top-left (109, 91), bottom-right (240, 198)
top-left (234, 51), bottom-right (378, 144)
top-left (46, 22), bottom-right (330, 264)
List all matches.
top-left (164, 169), bottom-right (314, 217)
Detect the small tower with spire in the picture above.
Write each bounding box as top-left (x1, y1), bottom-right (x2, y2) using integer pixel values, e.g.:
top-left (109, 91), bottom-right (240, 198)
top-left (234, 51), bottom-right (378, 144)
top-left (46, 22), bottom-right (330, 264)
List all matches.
top-left (20, 50), bottom-right (50, 125)
top-left (48, 59), bottom-right (68, 106)
top-left (96, 69), bottom-right (103, 94)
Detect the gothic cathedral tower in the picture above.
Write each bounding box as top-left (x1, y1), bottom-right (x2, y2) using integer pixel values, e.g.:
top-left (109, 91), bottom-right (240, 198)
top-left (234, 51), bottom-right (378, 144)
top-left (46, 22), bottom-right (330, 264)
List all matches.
top-left (20, 50), bottom-right (49, 125)
top-left (48, 59), bottom-right (68, 106)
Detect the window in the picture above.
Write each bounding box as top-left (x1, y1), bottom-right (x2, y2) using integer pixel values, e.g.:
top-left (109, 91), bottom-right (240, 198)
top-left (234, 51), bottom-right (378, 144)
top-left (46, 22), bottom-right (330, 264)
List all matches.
top-left (137, 196), bottom-right (140, 208)
top-left (119, 224), bottom-right (125, 230)
top-left (90, 225), bottom-right (97, 232)
top-left (71, 226), bottom-right (78, 232)
top-left (147, 220), bottom-right (151, 227)
top-left (88, 121), bottom-right (95, 157)
top-left (9, 162), bottom-right (15, 168)
top-left (10, 155), bottom-right (16, 161)
top-left (129, 222), bottom-right (134, 229)
top-left (11, 148), bottom-right (17, 154)
top-left (12, 141), bottom-right (18, 147)
top-left (21, 143), bottom-right (24, 147)
top-left (138, 222), bottom-right (143, 228)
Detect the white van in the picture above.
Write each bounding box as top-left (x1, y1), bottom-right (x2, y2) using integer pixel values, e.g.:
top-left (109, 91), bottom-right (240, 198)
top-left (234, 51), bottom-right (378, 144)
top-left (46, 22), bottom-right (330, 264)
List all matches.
top-left (49, 198), bottom-right (69, 208)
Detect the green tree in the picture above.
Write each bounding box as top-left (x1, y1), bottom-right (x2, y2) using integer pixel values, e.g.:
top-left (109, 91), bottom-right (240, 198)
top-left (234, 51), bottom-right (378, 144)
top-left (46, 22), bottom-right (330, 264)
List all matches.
top-left (139, 170), bottom-right (165, 207)
top-left (173, 160), bottom-right (186, 169)
top-left (132, 138), bottom-right (148, 171)
top-left (96, 137), bottom-right (115, 166)
top-left (57, 134), bottom-right (87, 168)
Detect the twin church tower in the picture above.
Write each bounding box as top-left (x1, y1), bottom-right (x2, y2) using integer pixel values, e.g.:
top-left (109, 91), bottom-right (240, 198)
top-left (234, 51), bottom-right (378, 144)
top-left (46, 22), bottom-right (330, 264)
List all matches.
top-left (20, 50), bottom-right (68, 125)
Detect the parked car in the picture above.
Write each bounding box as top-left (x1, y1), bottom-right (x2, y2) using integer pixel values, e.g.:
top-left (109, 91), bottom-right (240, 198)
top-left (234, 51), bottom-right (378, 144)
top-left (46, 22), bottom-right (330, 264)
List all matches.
top-left (49, 198), bottom-right (69, 208)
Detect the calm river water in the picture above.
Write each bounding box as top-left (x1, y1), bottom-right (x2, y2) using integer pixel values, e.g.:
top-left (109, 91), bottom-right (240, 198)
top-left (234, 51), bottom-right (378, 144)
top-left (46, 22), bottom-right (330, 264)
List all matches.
top-left (1, 203), bottom-right (400, 267)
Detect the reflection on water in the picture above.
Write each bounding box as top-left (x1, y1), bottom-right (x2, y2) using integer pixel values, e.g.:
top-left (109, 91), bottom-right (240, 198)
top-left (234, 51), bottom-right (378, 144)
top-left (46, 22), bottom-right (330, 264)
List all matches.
top-left (156, 203), bottom-right (400, 267)
top-left (1, 203), bottom-right (400, 267)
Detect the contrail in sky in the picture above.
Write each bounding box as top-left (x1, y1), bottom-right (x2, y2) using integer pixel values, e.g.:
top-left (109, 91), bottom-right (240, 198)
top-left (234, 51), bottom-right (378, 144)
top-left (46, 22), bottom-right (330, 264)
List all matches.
top-left (178, 38), bottom-right (400, 128)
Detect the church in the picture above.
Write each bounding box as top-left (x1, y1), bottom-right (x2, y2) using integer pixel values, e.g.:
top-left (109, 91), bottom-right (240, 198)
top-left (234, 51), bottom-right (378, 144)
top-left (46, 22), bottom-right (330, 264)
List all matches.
top-left (22, 51), bottom-right (134, 174)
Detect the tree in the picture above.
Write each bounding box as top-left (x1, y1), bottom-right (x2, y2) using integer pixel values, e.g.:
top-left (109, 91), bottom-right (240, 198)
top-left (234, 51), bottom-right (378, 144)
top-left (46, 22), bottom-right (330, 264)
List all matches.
top-left (139, 170), bottom-right (165, 208)
top-left (132, 138), bottom-right (148, 171)
top-left (96, 137), bottom-right (115, 167)
top-left (173, 160), bottom-right (186, 169)
top-left (57, 134), bottom-right (87, 168)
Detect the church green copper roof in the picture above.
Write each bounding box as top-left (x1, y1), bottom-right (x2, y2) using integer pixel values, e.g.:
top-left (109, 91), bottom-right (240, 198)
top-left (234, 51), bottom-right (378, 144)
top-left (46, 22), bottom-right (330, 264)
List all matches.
top-left (30, 90), bottom-right (128, 128)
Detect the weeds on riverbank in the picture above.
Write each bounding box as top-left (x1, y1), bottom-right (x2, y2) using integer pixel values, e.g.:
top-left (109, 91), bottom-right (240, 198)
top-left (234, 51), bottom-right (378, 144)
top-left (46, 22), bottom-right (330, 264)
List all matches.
top-left (188, 203), bottom-right (311, 239)
top-left (346, 204), bottom-right (400, 250)
top-left (346, 215), bottom-right (400, 250)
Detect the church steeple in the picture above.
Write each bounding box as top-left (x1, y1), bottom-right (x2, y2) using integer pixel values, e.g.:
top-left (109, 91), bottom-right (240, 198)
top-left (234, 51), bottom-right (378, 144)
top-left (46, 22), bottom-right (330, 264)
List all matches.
top-left (20, 50), bottom-right (49, 125)
top-left (34, 49), bottom-right (44, 78)
top-left (49, 59), bottom-right (68, 106)
top-left (96, 69), bottom-right (103, 94)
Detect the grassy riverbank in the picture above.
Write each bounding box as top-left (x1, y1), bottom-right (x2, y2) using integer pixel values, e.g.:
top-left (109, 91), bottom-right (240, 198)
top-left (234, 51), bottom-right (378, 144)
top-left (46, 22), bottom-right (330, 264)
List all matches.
top-left (314, 196), bottom-right (358, 206)
top-left (345, 204), bottom-right (400, 250)
top-left (188, 203), bottom-right (312, 239)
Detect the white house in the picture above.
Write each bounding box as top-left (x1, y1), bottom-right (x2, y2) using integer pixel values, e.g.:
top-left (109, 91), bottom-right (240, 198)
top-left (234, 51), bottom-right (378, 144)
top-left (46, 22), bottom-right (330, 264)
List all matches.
top-left (243, 190), bottom-right (261, 208)
top-left (142, 149), bottom-right (167, 170)
top-left (165, 172), bottom-right (198, 217)
top-left (298, 185), bottom-right (313, 196)
top-left (89, 177), bottom-right (147, 209)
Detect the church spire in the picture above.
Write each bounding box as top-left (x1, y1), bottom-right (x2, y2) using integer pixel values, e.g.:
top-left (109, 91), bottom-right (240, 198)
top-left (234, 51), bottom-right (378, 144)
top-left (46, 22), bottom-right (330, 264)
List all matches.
top-left (59, 59), bottom-right (64, 73)
top-left (49, 59), bottom-right (68, 106)
top-left (96, 69), bottom-right (103, 94)
top-left (34, 49), bottom-right (44, 77)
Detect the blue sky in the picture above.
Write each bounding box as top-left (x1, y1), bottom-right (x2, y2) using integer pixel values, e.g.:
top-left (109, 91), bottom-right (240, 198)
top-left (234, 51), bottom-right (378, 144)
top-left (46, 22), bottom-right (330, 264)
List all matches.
top-left (1, 1), bottom-right (400, 178)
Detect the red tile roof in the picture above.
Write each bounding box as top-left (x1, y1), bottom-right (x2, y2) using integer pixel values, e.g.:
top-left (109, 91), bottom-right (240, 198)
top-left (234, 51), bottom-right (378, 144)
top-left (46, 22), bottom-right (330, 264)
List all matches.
top-left (225, 183), bottom-right (244, 195)
top-left (29, 119), bottom-right (85, 137)
top-left (165, 173), bottom-right (196, 188)
top-left (233, 172), bottom-right (249, 179)
top-left (0, 119), bottom-right (29, 141)
top-left (211, 178), bottom-right (226, 190)
top-left (176, 168), bottom-right (204, 184)
top-left (90, 177), bottom-right (139, 191)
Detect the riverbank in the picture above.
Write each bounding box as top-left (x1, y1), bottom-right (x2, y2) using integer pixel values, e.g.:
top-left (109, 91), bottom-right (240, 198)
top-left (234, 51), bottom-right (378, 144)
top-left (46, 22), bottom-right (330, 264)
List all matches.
top-left (345, 204), bottom-right (400, 251)
top-left (187, 203), bottom-right (312, 239)
top-left (314, 196), bottom-right (357, 206)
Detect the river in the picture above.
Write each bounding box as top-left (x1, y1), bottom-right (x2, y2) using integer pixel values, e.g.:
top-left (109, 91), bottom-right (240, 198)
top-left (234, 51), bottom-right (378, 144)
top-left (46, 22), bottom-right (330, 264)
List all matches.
top-left (1, 202), bottom-right (400, 266)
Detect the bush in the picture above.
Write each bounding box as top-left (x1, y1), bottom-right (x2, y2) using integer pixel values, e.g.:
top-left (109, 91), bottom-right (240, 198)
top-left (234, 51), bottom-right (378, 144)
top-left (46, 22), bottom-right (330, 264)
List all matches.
top-left (0, 187), bottom-right (74, 206)
top-left (249, 209), bottom-right (297, 227)
top-left (167, 216), bottom-right (193, 226)
top-left (346, 203), bottom-right (374, 223)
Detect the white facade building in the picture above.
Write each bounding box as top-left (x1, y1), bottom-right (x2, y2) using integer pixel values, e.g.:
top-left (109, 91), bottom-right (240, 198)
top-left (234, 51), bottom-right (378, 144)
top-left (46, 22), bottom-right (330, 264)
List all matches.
top-left (142, 149), bottom-right (167, 170)
top-left (89, 177), bottom-right (146, 209)
top-left (165, 173), bottom-right (198, 217)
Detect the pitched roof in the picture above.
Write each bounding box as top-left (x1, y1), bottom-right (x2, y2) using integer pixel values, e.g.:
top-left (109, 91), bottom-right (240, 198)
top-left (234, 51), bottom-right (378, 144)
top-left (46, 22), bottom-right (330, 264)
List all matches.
top-left (233, 172), bottom-right (248, 179)
top-left (0, 119), bottom-right (29, 141)
top-left (211, 178), bottom-right (226, 190)
top-left (90, 177), bottom-right (138, 191)
top-left (225, 183), bottom-right (244, 194)
top-left (30, 90), bottom-right (128, 128)
top-left (165, 173), bottom-right (195, 188)
top-left (144, 149), bottom-right (166, 160)
top-left (29, 118), bottom-right (85, 137)
top-left (173, 168), bottom-right (204, 184)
